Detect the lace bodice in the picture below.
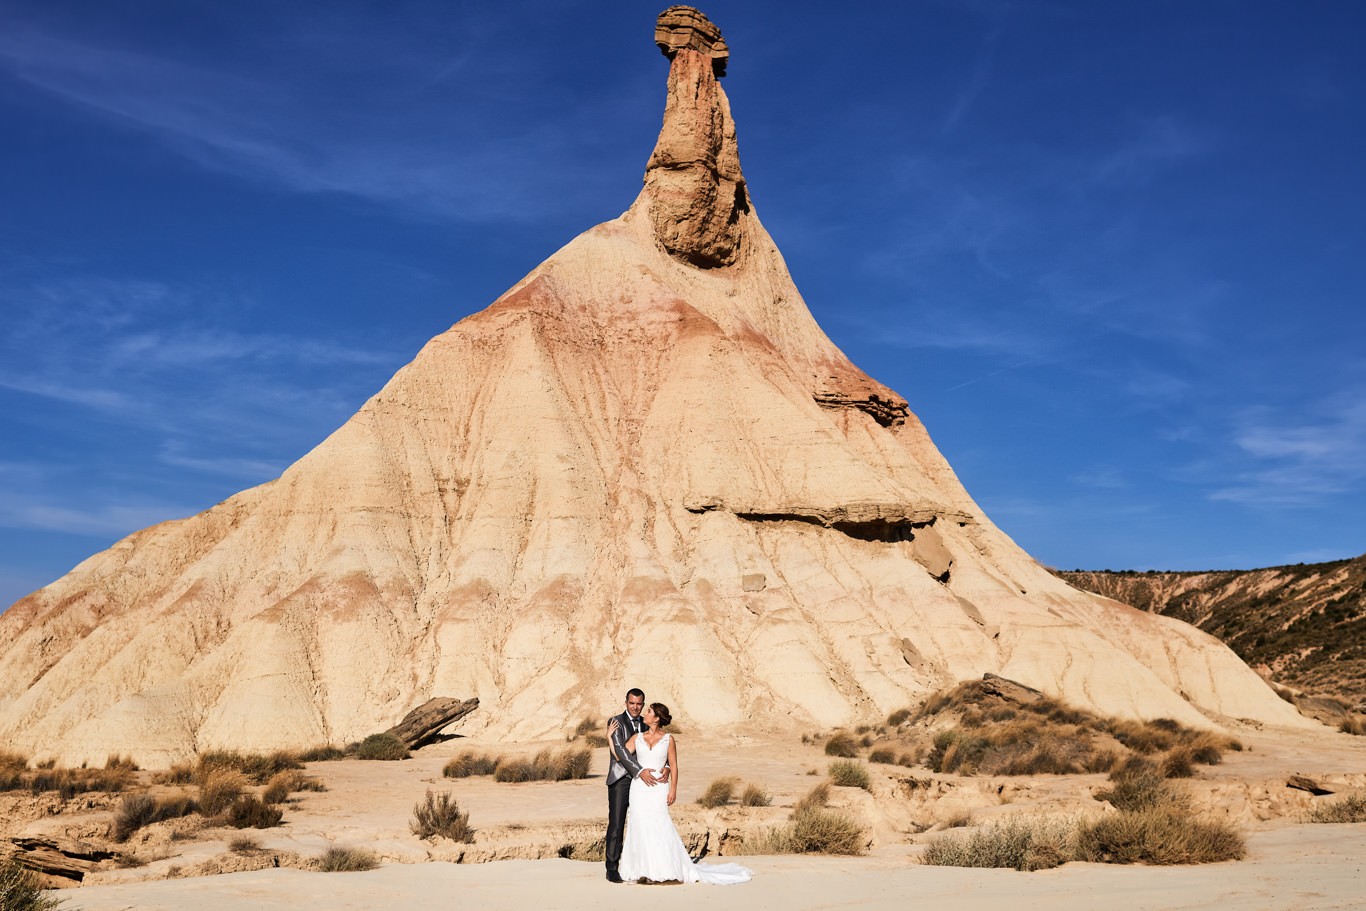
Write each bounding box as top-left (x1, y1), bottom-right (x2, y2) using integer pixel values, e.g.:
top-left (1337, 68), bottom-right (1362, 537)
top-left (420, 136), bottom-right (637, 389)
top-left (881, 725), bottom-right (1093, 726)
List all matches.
top-left (633, 733), bottom-right (670, 772)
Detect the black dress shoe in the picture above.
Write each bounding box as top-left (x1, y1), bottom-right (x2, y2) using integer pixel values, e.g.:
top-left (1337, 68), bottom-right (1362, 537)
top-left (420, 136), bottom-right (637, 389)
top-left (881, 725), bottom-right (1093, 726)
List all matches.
top-left (606, 870), bottom-right (623, 883)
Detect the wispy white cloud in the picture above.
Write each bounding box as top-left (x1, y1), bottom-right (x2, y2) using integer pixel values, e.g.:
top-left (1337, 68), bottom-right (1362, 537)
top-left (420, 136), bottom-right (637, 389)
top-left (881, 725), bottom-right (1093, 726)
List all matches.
top-left (1209, 396), bottom-right (1366, 506)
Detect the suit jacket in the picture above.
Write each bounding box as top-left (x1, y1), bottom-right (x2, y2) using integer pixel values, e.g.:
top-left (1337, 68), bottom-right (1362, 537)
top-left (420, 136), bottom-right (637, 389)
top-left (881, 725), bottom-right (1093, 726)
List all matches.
top-left (605, 710), bottom-right (647, 786)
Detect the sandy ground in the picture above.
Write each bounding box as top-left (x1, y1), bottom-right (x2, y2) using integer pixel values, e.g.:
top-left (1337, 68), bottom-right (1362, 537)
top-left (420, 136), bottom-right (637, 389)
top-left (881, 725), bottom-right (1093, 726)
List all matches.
top-left (59, 827), bottom-right (1366, 911)
top-left (13, 721), bottom-right (1366, 910)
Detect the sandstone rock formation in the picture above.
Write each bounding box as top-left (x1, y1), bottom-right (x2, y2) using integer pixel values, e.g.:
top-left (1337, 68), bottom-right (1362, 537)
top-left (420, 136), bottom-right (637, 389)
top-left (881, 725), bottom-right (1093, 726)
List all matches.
top-left (0, 7), bottom-right (1313, 765)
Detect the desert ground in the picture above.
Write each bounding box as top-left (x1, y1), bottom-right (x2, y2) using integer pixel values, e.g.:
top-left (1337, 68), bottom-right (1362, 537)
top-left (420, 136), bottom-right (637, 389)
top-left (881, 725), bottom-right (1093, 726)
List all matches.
top-left (7, 714), bottom-right (1364, 911)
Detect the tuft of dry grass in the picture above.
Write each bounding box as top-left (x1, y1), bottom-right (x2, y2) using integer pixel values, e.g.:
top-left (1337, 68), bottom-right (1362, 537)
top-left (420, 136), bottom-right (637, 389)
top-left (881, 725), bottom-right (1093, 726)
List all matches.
top-left (1, 853), bottom-right (64, 911)
top-left (886, 708), bottom-right (912, 727)
top-left (740, 784), bottom-right (773, 807)
top-left (353, 734), bottom-right (410, 761)
top-left (744, 793), bottom-right (867, 857)
top-left (923, 814), bottom-right (1078, 871)
top-left (867, 748), bottom-right (896, 764)
top-left (228, 836), bottom-right (260, 853)
top-left (198, 769), bottom-right (248, 816)
top-left (572, 717), bottom-right (598, 739)
top-left (262, 770), bottom-right (322, 805)
top-left (1340, 716), bottom-right (1366, 736)
top-left (1077, 808), bottom-right (1245, 864)
top-left (492, 748), bottom-right (591, 783)
top-left (443, 753), bottom-right (498, 779)
top-left (697, 777), bottom-right (738, 808)
top-left (225, 796), bottom-right (283, 829)
top-left (1306, 793), bottom-right (1366, 823)
top-left (1096, 758), bottom-right (1187, 813)
top-left (411, 790), bottom-right (474, 842)
top-left (318, 846), bottom-right (378, 872)
top-left (112, 793), bottom-right (199, 842)
top-left (14, 762), bottom-right (136, 799)
top-left (296, 745), bottom-right (346, 762)
top-left (153, 763), bottom-right (195, 785)
top-left (828, 760), bottom-right (871, 791)
top-left (823, 731), bottom-right (860, 758)
top-left (196, 750), bottom-right (303, 785)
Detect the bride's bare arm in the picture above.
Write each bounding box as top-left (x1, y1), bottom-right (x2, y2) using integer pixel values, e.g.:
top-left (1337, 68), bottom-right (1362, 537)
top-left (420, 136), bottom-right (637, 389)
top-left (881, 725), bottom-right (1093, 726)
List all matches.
top-left (666, 736), bottom-right (679, 806)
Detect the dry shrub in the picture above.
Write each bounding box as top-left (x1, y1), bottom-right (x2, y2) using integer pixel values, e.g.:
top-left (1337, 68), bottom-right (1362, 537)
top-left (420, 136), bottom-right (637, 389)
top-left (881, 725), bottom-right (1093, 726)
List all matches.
top-left (26, 765), bottom-right (134, 798)
top-left (1077, 809), bottom-right (1244, 864)
top-left (828, 760), bottom-right (870, 791)
top-left (353, 734), bottom-right (410, 761)
top-left (794, 781), bottom-right (831, 812)
top-left (411, 790), bottom-right (474, 842)
top-left (225, 796), bottom-right (283, 829)
top-left (262, 770), bottom-right (318, 805)
top-left (199, 768), bottom-right (248, 816)
top-left (0, 751), bottom-right (28, 773)
top-left (196, 750), bottom-right (302, 785)
top-left (740, 784), bottom-right (772, 807)
top-left (1338, 715), bottom-right (1366, 736)
top-left (573, 717), bottom-right (598, 739)
top-left (296, 745), bottom-right (346, 762)
top-left (318, 846), bottom-right (378, 872)
top-left (104, 755), bottom-right (138, 772)
top-left (492, 748), bottom-right (591, 783)
top-left (1159, 746), bottom-right (1195, 779)
top-left (112, 793), bottom-right (199, 842)
top-left (228, 836), bottom-right (260, 853)
top-left (697, 777), bottom-right (738, 808)
top-left (1306, 793), bottom-right (1366, 823)
top-left (922, 815), bottom-right (1077, 871)
top-left (1096, 758), bottom-right (1186, 813)
top-left (583, 734), bottom-right (609, 748)
top-left (443, 753), bottom-right (498, 779)
top-left (823, 731), bottom-right (860, 758)
top-left (886, 708), bottom-right (912, 727)
top-left (867, 748), bottom-right (896, 764)
top-left (154, 763), bottom-right (194, 785)
top-left (0, 854), bottom-right (63, 911)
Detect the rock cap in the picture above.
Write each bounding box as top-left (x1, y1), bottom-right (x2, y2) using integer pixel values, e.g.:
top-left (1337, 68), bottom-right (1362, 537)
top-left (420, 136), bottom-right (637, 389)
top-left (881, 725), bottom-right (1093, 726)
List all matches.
top-left (655, 5), bottom-right (728, 76)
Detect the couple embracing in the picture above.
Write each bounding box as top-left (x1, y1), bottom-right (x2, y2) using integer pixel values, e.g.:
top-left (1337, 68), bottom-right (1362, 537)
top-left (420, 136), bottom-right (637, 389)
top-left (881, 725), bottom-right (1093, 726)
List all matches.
top-left (603, 688), bottom-right (752, 885)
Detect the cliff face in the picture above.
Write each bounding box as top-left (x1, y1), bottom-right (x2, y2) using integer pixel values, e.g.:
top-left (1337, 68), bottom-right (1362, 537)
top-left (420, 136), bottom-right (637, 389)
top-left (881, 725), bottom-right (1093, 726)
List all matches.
top-left (0, 7), bottom-right (1313, 765)
top-left (1059, 555), bottom-right (1366, 704)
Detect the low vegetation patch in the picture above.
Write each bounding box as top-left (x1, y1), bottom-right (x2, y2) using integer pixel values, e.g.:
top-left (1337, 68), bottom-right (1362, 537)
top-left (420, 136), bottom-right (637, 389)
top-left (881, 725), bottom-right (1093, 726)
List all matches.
top-left (492, 748), bottom-right (591, 783)
top-left (296, 745), bottom-right (346, 762)
top-left (1, 854), bottom-right (63, 911)
top-left (228, 836), bottom-right (261, 853)
top-left (741, 782), bottom-right (867, 856)
top-left (225, 796), bottom-right (284, 829)
top-left (1077, 809), bottom-right (1244, 864)
top-left (823, 731), bottom-right (860, 758)
top-left (443, 753), bottom-right (499, 778)
top-left (1306, 794), bottom-right (1366, 823)
top-left (740, 784), bottom-right (772, 807)
top-left (112, 793), bottom-right (199, 842)
top-left (827, 760), bottom-right (870, 790)
top-left (1341, 716), bottom-right (1366, 736)
top-left (262, 769), bottom-right (324, 805)
top-left (353, 734), bottom-right (410, 761)
top-left (922, 814), bottom-right (1077, 871)
top-left (198, 769), bottom-right (248, 816)
top-left (318, 846), bottom-right (379, 872)
top-left (196, 750), bottom-right (302, 785)
top-left (697, 777), bottom-right (738, 808)
top-left (411, 790), bottom-right (474, 842)
top-left (1, 754), bottom-right (139, 798)
top-left (917, 680), bottom-right (1240, 777)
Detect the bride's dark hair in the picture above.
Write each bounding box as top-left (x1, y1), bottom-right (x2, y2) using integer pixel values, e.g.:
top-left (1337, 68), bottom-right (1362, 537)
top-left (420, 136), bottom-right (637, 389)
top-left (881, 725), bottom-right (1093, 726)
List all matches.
top-left (650, 703), bottom-right (672, 728)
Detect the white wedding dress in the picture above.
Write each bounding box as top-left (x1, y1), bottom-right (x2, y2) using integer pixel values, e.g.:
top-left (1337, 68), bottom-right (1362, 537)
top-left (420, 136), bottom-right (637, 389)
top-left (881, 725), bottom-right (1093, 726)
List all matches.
top-left (618, 733), bottom-right (752, 885)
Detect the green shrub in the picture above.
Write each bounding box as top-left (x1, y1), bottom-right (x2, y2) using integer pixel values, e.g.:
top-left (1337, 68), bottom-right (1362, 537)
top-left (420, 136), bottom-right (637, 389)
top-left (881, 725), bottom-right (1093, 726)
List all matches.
top-left (922, 815), bottom-right (1076, 871)
top-left (828, 760), bottom-right (870, 790)
top-left (225, 796), bottom-right (283, 829)
top-left (823, 731), bottom-right (860, 758)
top-left (0, 854), bottom-right (63, 911)
top-left (318, 846), bottom-right (378, 872)
top-left (354, 734), bottom-right (410, 761)
top-left (1306, 794), bottom-right (1366, 823)
top-left (411, 790), bottom-right (474, 842)
top-left (697, 777), bottom-right (737, 808)
top-left (740, 784), bottom-right (772, 807)
top-left (443, 753), bottom-right (498, 778)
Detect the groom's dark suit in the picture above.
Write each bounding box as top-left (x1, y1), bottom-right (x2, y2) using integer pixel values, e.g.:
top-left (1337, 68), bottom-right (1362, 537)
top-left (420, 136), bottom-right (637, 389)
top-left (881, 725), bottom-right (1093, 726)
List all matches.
top-left (604, 709), bottom-right (647, 880)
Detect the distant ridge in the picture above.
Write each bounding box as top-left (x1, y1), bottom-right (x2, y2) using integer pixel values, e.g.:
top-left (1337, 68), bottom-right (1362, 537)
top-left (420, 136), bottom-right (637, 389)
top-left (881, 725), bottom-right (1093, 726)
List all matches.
top-left (1058, 553), bottom-right (1366, 703)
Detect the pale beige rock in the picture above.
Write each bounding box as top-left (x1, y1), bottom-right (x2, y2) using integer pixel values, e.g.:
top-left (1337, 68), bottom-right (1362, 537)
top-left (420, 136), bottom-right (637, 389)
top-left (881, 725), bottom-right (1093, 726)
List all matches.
top-left (0, 7), bottom-right (1314, 766)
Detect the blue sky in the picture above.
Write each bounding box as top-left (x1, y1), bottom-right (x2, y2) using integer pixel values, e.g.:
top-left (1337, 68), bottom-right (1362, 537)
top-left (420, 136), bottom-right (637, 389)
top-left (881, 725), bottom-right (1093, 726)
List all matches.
top-left (2, 1), bottom-right (1363, 608)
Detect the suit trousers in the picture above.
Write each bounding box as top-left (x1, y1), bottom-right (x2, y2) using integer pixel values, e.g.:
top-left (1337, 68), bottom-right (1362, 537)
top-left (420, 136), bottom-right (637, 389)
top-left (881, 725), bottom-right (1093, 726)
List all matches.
top-left (605, 775), bottom-right (631, 872)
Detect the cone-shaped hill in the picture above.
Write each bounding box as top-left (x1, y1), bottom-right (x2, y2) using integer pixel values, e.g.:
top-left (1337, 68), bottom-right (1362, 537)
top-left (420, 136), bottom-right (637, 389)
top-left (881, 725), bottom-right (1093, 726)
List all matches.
top-left (0, 7), bottom-right (1309, 765)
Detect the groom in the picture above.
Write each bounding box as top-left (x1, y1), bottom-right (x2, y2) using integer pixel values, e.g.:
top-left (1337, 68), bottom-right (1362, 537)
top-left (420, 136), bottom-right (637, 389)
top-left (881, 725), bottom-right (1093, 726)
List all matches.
top-left (605, 686), bottom-right (668, 883)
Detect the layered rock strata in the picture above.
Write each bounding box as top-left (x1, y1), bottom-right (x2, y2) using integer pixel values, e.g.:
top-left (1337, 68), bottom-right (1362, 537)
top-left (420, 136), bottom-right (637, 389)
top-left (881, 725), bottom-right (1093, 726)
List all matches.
top-left (0, 7), bottom-right (1312, 765)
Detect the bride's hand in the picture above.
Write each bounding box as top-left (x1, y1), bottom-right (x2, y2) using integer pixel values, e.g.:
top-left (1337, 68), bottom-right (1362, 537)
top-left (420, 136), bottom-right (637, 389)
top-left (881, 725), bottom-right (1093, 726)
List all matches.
top-left (607, 718), bottom-right (619, 736)
top-left (666, 790), bottom-right (676, 806)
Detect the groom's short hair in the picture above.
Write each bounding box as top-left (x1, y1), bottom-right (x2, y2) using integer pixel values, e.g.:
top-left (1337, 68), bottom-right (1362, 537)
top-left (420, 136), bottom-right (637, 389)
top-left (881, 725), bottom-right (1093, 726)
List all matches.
top-left (626, 687), bottom-right (645, 700)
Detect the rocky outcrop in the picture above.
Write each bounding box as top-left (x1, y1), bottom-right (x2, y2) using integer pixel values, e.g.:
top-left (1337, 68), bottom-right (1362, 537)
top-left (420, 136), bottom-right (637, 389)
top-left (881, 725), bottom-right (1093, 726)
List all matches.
top-left (384, 697), bottom-right (480, 750)
top-left (642, 7), bottom-right (748, 268)
top-left (0, 7), bottom-right (1316, 766)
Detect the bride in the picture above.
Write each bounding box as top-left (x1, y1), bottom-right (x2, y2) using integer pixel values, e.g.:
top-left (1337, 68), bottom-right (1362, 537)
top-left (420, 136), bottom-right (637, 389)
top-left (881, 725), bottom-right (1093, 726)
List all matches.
top-left (609, 703), bottom-right (752, 885)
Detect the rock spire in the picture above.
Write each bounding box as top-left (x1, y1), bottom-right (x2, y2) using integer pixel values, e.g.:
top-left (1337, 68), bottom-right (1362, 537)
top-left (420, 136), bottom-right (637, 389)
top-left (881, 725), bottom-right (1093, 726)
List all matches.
top-left (643, 7), bottom-right (748, 268)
